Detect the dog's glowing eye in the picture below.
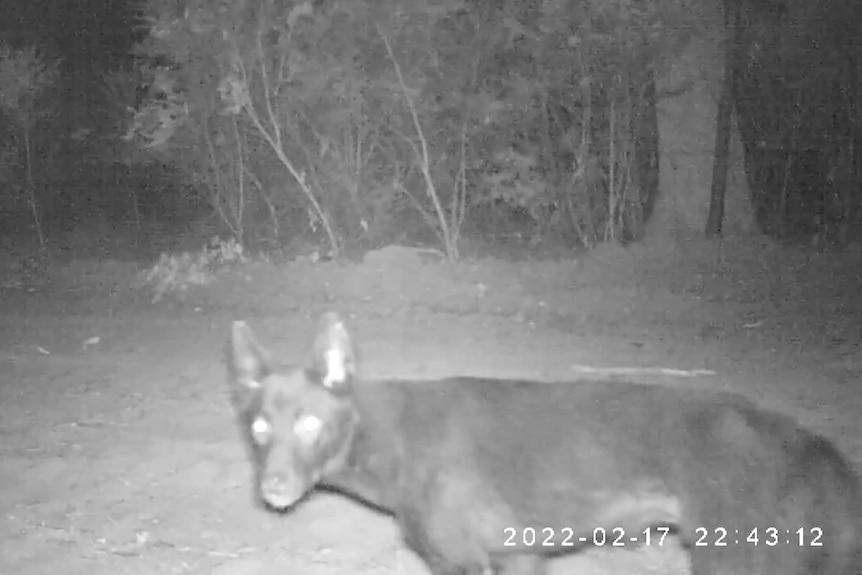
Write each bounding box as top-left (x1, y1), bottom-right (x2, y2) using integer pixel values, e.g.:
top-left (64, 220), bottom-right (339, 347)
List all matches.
top-left (295, 414), bottom-right (322, 436)
top-left (251, 417), bottom-right (271, 444)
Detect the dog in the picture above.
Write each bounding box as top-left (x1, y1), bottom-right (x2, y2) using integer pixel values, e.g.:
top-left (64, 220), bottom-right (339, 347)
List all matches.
top-left (226, 312), bottom-right (862, 575)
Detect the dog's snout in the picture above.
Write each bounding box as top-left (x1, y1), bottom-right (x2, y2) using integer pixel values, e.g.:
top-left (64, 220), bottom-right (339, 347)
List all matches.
top-left (260, 473), bottom-right (303, 510)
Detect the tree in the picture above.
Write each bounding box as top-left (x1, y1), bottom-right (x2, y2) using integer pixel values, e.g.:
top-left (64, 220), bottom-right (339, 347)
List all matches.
top-left (705, 0), bottom-right (742, 239)
top-left (0, 45), bottom-right (61, 248)
top-left (127, 0), bottom-right (695, 259)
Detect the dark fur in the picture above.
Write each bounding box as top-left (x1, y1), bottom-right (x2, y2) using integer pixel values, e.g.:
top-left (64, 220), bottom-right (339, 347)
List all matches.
top-left (226, 316), bottom-right (862, 575)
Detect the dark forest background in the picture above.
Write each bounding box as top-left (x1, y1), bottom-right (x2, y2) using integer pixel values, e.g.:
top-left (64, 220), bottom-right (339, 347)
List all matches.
top-left (0, 0), bottom-right (860, 264)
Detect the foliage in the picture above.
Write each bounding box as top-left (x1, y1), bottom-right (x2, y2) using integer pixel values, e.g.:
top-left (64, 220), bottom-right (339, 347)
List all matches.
top-left (125, 0), bottom-right (693, 258)
top-left (138, 236), bottom-right (248, 302)
top-left (734, 0), bottom-right (860, 245)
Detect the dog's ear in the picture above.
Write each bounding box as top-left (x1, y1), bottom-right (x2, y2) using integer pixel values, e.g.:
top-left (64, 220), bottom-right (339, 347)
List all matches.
top-left (309, 312), bottom-right (356, 393)
top-left (227, 321), bottom-right (272, 407)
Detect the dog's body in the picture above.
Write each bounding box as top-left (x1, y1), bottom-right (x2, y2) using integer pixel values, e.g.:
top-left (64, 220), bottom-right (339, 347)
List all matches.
top-left (227, 314), bottom-right (862, 575)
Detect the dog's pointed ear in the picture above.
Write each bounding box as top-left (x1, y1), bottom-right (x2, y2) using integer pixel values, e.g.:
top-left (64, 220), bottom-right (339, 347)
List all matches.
top-left (227, 321), bottom-right (272, 395)
top-left (309, 312), bottom-right (356, 392)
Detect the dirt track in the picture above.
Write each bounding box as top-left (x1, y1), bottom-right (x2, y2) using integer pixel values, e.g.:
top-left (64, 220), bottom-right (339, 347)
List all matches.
top-left (2, 239), bottom-right (860, 574)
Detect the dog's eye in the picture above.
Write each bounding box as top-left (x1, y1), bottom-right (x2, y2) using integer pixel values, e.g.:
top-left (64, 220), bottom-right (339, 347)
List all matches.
top-left (294, 413), bottom-right (322, 438)
top-left (250, 416), bottom-right (272, 445)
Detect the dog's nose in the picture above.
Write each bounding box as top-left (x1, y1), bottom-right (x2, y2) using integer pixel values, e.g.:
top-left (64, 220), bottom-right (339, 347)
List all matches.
top-left (260, 474), bottom-right (303, 510)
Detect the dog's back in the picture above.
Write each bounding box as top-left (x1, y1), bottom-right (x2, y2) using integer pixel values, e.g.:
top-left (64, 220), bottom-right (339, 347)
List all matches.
top-left (227, 314), bottom-right (862, 575)
top-left (349, 377), bottom-right (862, 573)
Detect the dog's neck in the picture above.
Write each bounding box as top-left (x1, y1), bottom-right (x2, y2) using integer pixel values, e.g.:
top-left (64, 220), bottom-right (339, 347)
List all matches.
top-left (319, 384), bottom-right (406, 513)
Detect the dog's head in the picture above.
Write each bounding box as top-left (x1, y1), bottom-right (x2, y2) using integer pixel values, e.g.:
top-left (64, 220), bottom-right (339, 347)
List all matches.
top-left (226, 312), bottom-right (358, 511)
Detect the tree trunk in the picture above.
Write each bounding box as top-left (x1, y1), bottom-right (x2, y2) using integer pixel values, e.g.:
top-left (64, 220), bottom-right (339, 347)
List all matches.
top-left (648, 0), bottom-right (754, 248)
top-left (705, 0), bottom-right (741, 238)
top-left (705, 79), bottom-right (731, 238)
top-left (22, 123), bottom-right (45, 248)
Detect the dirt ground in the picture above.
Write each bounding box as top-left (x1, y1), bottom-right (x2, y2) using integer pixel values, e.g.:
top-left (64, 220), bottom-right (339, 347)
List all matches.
top-left (1, 236), bottom-right (861, 575)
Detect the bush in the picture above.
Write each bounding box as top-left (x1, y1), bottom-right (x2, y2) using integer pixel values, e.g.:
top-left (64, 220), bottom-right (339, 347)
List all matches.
top-left (138, 236), bottom-right (248, 302)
